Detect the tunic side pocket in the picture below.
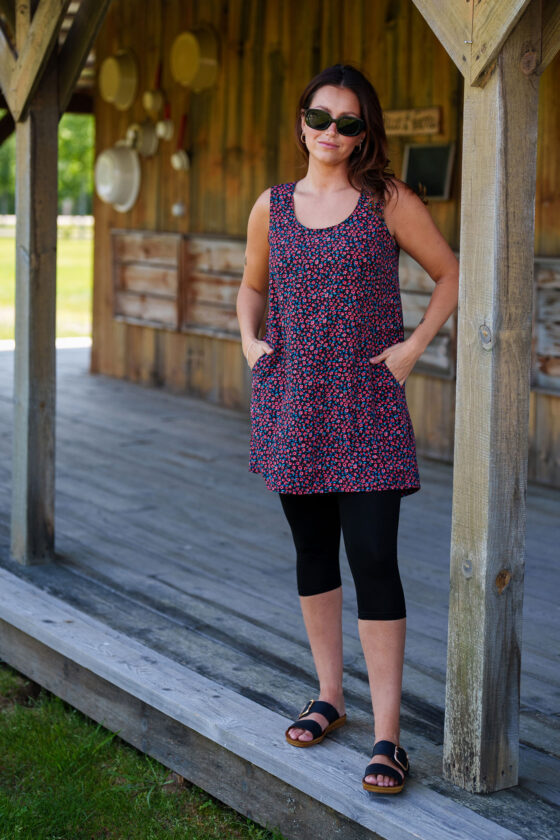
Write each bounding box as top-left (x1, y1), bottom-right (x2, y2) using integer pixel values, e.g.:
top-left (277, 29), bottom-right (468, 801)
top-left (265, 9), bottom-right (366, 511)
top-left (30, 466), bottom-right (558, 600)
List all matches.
top-left (380, 360), bottom-right (405, 389)
top-left (251, 350), bottom-right (274, 375)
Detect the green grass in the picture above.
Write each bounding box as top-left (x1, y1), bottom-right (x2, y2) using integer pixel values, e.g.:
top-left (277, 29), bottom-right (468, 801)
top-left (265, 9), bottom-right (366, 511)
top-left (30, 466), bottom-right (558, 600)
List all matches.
top-left (0, 233), bottom-right (93, 340)
top-left (0, 661), bottom-right (285, 840)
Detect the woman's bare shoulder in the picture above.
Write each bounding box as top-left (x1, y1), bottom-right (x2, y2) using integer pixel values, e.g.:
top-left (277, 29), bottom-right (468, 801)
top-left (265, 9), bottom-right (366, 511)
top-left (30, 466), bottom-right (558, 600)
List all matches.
top-left (383, 177), bottom-right (430, 235)
top-left (245, 188), bottom-right (270, 234)
top-left (383, 177), bottom-right (424, 211)
top-left (252, 187), bottom-right (272, 213)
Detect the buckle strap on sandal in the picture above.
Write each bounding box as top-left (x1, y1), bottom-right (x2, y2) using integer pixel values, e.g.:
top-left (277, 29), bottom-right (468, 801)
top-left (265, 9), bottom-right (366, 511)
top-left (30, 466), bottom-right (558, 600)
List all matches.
top-left (297, 699), bottom-right (341, 725)
top-left (371, 740), bottom-right (410, 774)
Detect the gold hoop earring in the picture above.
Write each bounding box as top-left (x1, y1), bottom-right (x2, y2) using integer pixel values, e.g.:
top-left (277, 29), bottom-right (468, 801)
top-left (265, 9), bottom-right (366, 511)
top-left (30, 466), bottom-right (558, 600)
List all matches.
top-left (355, 142), bottom-right (362, 153)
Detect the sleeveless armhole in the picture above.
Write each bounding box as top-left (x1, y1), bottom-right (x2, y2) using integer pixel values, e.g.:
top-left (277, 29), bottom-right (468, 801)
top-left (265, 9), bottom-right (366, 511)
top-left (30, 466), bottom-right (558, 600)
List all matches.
top-left (267, 184), bottom-right (281, 244)
top-left (366, 189), bottom-right (399, 252)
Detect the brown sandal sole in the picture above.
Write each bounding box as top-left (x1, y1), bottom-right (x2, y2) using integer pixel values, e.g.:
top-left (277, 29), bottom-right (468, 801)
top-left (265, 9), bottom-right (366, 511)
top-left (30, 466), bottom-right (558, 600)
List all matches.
top-left (285, 713), bottom-right (347, 747)
top-left (362, 778), bottom-right (405, 794)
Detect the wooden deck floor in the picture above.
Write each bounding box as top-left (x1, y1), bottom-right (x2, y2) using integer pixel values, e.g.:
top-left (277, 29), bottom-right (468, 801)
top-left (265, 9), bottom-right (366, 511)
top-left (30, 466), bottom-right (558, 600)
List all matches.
top-left (0, 347), bottom-right (558, 840)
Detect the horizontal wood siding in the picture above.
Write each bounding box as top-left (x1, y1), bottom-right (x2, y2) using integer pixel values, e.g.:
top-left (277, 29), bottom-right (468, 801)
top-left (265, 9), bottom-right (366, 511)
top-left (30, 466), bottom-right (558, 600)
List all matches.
top-left (111, 230), bottom-right (182, 329)
top-left (91, 0), bottom-right (560, 486)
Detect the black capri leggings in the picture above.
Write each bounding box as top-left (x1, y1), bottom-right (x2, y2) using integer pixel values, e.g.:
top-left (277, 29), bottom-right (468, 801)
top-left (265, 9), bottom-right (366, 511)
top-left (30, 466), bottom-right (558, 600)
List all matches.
top-left (278, 490), bottom-right (405, 621)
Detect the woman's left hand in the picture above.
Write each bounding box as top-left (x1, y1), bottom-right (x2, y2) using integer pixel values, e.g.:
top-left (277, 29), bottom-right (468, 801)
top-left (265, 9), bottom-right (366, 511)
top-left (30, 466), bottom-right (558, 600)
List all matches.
top-left (369, 339), bottom-right (421, 386)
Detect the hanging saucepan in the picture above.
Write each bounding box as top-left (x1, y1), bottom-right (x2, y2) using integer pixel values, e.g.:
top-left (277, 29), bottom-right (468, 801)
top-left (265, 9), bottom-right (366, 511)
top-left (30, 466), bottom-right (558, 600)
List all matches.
top-left (98, 49), bottom-right (138, 110)
top-left (94, 141), bottom-right (141, 213)
top-left (125, 119), bottom-right (159, 157)
top-left (170, 26), bottom-right (219, 92)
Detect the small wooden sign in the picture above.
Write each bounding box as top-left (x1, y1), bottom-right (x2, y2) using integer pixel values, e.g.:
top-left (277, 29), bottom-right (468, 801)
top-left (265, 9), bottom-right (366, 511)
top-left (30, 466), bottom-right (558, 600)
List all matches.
top-left (385, 107), bottom-right (441, 135)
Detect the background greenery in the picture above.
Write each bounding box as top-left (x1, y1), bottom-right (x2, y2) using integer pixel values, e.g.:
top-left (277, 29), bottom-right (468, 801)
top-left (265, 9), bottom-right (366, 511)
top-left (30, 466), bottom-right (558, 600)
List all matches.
top-left (0, 661), bottom-right (284, 840)
top-left (0, 235), bottom-right (93, 339)
top-left (0, 112), bottom-right (94, 339)
top-left (0, 111), bottom-right (94, 215)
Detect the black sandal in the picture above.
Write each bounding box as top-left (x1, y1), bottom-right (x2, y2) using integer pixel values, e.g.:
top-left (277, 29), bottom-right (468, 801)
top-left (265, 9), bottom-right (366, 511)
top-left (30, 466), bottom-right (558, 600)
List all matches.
top-left (362, 740), bottom-right (410, 794)
top-left (285, 699), bottom-right (347, 747)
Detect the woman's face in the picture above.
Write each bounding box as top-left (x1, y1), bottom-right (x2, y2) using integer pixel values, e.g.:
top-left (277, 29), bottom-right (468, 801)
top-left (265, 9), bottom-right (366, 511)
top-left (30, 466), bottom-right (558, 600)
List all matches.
top-left (301, 84), bottom-right (366, 167)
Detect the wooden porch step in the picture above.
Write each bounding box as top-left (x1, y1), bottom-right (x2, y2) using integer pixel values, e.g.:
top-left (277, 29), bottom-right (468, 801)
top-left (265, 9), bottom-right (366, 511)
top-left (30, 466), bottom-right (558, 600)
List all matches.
top-left (0, 567), bottom-right (523, 840)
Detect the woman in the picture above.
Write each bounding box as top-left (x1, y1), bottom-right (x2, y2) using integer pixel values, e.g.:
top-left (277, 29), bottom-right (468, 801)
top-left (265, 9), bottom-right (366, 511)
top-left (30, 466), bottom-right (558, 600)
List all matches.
top-left (236, 64), bottom-right (458, 795)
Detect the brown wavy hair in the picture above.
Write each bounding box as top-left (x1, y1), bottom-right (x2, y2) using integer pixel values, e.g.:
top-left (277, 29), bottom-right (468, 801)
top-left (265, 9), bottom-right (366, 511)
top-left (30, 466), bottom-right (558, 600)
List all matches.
top-left (295, 64), bottom-right (397, 205)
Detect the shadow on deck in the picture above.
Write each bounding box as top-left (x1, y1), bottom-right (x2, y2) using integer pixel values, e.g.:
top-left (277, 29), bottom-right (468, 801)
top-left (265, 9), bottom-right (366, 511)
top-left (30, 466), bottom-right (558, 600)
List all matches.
top-left (0, 348), bottom-right (558, 840)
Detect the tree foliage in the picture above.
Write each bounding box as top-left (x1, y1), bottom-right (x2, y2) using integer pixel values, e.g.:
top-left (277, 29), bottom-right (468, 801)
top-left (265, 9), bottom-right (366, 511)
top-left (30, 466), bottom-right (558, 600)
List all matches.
top-left (0, 111), bottom-right (94, 214)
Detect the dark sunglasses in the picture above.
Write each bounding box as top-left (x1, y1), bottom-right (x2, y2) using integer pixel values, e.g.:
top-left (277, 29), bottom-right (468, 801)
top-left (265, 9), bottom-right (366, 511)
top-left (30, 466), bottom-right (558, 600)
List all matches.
top-left (304, 107), bottom-right (365, 137)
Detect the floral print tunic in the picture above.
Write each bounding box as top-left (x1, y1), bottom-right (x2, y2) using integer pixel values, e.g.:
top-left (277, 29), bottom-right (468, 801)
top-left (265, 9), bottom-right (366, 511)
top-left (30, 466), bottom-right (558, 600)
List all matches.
top-left (248, 181), bottom-right (420, 496)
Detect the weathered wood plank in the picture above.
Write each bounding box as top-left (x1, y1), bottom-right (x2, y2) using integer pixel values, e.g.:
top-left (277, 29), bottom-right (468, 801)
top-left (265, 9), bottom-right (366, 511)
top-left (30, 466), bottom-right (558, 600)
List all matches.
top-left (117, 263), bottom-right (178, 296)
top-left (0, 570), bottom-right (528, 840)
top-left (183, 301), bottom-right (240, 334)
top-left (0, 19), bottom-right (16, 115)
top-left (409, 0), bottom-right (472, 76)
top-left (188, 272), bottom-right (240, 306)
top-left (470, 0), bottom-right (533, 85)
top-left (445, 2), bottom-right (542, 792)
top-left (112, 229), bottom-right (181, 264)
top-left (185, 234), bottom-right (246, 274)
top-left (12, 0), bottom-right (71, 122)
top-left (114, 290), bottom-right (179, 329)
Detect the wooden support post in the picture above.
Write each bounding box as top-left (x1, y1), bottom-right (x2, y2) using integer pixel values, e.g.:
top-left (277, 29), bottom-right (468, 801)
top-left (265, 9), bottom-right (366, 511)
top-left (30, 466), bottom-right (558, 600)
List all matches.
top-left (10, 0), bottom-right (58, 564)
top-left (444, 1), bottom-right (541, 792)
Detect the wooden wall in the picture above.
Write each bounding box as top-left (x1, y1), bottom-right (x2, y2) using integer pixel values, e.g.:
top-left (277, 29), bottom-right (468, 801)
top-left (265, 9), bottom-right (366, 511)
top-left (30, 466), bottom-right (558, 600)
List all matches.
top-left (91, 0), bottom-right (560, 487)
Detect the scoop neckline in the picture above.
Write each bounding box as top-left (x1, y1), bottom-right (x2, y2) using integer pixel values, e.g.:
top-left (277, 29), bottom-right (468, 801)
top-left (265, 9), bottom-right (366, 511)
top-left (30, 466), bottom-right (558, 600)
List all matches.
top-left (290, 181), bottom-right (364, 231)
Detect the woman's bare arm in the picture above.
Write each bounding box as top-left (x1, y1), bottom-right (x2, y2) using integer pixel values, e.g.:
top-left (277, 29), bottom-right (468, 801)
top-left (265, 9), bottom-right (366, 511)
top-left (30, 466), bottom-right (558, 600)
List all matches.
top-left (372, 180), bottom-right (459, 383)
top-left (236, 189), bottom-right (273, 365)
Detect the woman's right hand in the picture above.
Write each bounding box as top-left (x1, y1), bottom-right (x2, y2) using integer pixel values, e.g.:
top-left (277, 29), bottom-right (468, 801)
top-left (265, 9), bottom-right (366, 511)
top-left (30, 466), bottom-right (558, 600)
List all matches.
top-left (246, 339), bottom-right (274, 370)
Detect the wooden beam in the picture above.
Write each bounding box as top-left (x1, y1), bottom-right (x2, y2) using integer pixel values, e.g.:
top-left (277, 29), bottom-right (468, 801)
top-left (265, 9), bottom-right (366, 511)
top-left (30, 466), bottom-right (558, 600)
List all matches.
top-left (11, 0), bottom-right (70, 121)
top-left (470, 0), bottom-right (533, 85)
top-left (541, 0), bottom-right (560, 71)
top-left (444, 0), bottom-right (541, 792)
top-left (0, 23), bottom-right (16, 114)
top-left (411, 0), bottom-right (544, 86)
top-left (11, 0), bottom-right (58, 564)
top-left (57, 0), bottom-right (112, 117)
top-left (410, 0), bottom-right (473, 77)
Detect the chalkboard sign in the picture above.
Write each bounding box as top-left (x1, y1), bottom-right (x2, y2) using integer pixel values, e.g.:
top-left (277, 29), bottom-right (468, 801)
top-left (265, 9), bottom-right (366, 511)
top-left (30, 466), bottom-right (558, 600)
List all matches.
top-left (402, 143), bottom-right (455, 200)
